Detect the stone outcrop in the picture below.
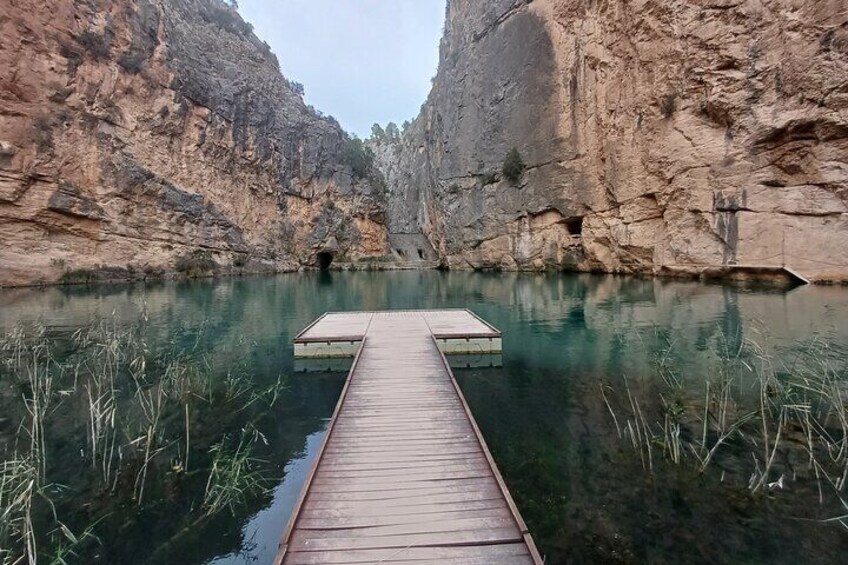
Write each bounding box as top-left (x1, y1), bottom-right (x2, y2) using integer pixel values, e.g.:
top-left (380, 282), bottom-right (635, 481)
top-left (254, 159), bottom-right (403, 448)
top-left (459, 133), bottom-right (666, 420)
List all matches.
top-left (380, 0), bottom-right (848, 282)
top-left (0, 0), bottom-right (389, 286)
top-left (370, 139), bottom-right (439, 264)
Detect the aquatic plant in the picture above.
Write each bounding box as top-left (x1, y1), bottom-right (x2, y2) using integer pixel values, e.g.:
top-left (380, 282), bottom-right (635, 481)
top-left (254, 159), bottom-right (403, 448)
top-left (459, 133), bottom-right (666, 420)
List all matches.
top-left (202, 428), bottom-right (269, 517)
top-left (47, 519), bottom-right (103, 565)
top-left (0, 316), bottom-right (287, 562)
top-left (0, 455), bottom-right (40, 564)
top-left (601, 326), bottom-right (848, 527)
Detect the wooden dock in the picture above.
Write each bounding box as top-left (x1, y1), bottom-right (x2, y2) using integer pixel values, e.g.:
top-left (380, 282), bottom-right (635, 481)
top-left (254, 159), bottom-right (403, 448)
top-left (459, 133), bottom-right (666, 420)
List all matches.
top-left (276, 310), bottom-right (542, 564)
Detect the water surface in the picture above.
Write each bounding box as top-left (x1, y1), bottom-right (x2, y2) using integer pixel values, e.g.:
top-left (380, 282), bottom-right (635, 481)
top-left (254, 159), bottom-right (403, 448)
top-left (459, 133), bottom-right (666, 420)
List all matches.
top-left (1, 272), bottom-right (847, 563)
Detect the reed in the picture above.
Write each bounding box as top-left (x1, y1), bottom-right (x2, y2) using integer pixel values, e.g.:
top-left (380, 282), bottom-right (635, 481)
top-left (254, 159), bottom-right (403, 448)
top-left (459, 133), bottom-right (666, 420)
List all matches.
top-left (0, 316), bottom-right (286, 562)
top-left (602, 326), bottom-right (848, 525)
top-left (47, 518), bottom-right (102, 565)
top-left (202, 429), bottom-right (269, 517)
top-left (0, 455), bottom-right (39, 565)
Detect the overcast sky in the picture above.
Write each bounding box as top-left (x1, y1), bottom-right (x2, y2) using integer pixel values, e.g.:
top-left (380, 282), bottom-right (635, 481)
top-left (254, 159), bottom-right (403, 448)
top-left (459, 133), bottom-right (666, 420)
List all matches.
top-left (237, 0), bottom-right (446, 138)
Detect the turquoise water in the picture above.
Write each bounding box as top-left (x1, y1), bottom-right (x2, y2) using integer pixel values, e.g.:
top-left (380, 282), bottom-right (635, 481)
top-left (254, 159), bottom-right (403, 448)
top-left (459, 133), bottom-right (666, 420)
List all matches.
top-left (1, 272), bottom-right (847, 563)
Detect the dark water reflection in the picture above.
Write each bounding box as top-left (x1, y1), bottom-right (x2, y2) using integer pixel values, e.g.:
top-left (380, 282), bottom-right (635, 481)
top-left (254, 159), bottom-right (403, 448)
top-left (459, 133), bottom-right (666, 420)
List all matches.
top-left (2, 272), bottom-right (847, 564)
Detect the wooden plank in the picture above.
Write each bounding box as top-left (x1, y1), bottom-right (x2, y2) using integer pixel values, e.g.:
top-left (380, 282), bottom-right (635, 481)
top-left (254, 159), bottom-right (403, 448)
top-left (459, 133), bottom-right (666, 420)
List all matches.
top-left (283, 543), bottom-right (530, 564)
top-left (279, 311), bottom-right (540, 565)
top-left (295, 517), bottom-right (519, 537)
top-left (324, 438), bottom-right (480, 449)
top-left (320, 452), bottom-right (484, 464)
top-left (302, 484), bottom-right (502, 503)
top-left (296, 507), bottom-right (514, 530)
top-left (316, 461), bottom-right (486, 475)
top-left (292, 488), bottom-right (505, 512)
top-left (432, 335), bottom-right (545, 565)
top-left (308, 477), bottom-right (497, 494)
top-left (314, 464), bottom-right (492, 477)
top-left (364, 558), bottom-right (532, 565)
top-left (273, 339), bottom-right (366, 565)
top-left (319, 454), bottom-right (486, 467)
top-left (288, 528), bottom-right (524, 552)
top-left (329, 430), bottom-right (472, 439)
top-left (323, 442), bottom-right (481, 452)
top-left (300, 498), bottom-right (509, 518)
top-left (324, 442), bottom-right (480, 453)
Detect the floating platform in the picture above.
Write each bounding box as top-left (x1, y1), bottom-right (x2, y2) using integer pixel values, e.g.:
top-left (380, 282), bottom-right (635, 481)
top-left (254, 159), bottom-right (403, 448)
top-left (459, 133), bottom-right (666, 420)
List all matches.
top-left (293, 309), bottom-right (503, 358)
top-left (276, 310), bottom-right (541, 564)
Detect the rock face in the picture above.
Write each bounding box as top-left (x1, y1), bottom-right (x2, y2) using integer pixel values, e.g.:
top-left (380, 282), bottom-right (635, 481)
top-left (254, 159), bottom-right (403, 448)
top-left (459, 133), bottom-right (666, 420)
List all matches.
top-left (0, 0), bottom-right (388, 286)
top-left (369, 139), bottom-right (439, 264)
top-left (381, 0), bottom-right (848, 281)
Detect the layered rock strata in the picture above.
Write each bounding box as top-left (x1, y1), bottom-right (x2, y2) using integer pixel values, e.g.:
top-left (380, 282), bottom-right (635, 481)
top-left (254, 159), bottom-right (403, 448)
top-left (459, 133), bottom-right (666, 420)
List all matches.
top-left (381, 0), bottom-right (848, 282)
top-left (0, 0), bottom-right (388, 286)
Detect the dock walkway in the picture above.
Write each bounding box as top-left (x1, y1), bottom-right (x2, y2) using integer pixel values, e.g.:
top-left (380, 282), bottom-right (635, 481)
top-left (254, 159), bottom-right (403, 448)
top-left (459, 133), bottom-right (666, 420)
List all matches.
top-left (276, 310), bottom-right (541, 564)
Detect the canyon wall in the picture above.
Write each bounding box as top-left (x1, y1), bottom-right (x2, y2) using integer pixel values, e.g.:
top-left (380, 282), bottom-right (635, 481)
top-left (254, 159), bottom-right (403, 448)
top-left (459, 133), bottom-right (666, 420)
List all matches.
top-left (383, 0), bottom-right (848, 281)
top-left (0, 0), bottom-right (388, 286)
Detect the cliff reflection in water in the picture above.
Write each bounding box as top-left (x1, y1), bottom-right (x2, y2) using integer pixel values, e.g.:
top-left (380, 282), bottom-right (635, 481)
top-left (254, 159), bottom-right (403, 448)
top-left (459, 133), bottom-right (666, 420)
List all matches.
top-left (1, 272), bottom-right (847, 564)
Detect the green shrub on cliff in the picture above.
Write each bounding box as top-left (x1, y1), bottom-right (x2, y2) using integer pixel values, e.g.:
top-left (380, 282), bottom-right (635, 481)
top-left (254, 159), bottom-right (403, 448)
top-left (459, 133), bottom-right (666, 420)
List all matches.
top-left (341, 137), bottom-right (374, 179)
top-left (660, 92), bottom-right (677, 118)
top-left (77, 29), bottom-right (112, 60)
top-left (175, 250), bottom-right (217, 278)
top-left (201, 2), bottom-right (253, 36)
top-left (385, 122), bottom-right (401, 142)
top-left (370, 124), bottom-right (386, 142)
top-left (502, 147), bottom-right (526, 184)
top-left (60, 269), bottom-right (99, 285)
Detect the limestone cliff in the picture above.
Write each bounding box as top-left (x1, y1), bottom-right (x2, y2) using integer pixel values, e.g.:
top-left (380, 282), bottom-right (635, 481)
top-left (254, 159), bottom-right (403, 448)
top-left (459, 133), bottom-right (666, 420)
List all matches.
top-left (0, 0), bottom-right (388, 286)
top-left (382, 0), bottom-right (848, 282)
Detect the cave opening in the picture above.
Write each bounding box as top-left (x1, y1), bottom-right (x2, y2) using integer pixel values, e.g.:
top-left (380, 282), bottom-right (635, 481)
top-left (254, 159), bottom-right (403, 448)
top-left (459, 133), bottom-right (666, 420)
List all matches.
top-left (566, 217), bottom-right (584, 236)
top-left (317, 251), bottom-right (334, 270)
top-left (417, 248), bottom-right (424, 259)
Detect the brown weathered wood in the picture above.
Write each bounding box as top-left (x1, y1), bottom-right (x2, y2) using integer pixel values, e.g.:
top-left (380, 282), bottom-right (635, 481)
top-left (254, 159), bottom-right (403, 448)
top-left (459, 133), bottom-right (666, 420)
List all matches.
top-left (283, 543), bottom-right (531, 564)
top-left (273, 338), bottom-right (367, 565)
top-left (278, 310), bottom-right (541, 564)
top-left (315, 465), bottom-right (491, 479)
top-left (300, 499), bottom-right (509, 519)
top-left (296, 507), bottom-right (514, 529)
top-left (288, 528), bottom-right (524, 552)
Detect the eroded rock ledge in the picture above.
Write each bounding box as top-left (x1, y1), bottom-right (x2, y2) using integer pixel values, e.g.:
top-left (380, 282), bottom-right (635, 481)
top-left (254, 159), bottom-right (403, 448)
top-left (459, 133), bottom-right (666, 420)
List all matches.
top-left (377, 0), bottom-right (848, 283)
top-left (0, 0), bottom-right (390, 286)
top-left (3, 0), bottom-right (846, 286)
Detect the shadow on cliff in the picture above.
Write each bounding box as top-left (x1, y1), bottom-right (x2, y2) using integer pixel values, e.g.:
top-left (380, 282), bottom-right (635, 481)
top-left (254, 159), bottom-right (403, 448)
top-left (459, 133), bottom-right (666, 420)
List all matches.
top-left (426, 7), bottom-right (575, 248)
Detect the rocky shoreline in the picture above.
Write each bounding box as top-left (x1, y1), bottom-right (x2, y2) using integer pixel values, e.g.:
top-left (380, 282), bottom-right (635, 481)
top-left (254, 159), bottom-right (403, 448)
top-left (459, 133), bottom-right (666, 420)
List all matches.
top-left (6, 260), bottom-right (842, 290)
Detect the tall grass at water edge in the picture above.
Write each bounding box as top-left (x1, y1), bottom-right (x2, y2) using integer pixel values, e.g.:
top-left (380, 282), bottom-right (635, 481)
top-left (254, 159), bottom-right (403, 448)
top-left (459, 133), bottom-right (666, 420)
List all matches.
top-left (0, 314), bottom-right (285, 564)
top-left (601, 323), bottom-right (848, 528)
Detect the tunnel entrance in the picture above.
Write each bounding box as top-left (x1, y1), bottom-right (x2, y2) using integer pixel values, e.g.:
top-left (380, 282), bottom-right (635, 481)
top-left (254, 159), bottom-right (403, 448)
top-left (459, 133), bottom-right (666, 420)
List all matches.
top-left (566, 216), bottom-right (584, 236)
top-left (317, 251), bottom-right (334, 271)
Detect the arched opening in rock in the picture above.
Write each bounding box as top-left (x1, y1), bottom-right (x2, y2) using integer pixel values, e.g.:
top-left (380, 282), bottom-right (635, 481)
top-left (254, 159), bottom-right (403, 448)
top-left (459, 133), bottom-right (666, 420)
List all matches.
top-left (317, 251), bottom-right (334, 270)
top-left (566, 217), bottom-right (584, 236)
top-left (417, 248), bottom-right (424, 259)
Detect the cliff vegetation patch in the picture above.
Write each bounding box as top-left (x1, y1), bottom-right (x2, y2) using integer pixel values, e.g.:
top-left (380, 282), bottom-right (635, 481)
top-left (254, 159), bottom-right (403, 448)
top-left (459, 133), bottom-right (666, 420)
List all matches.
top-left (502, 147), bottom-right (526, 184)
top-left (175, 249), bottom-right (218, 278)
